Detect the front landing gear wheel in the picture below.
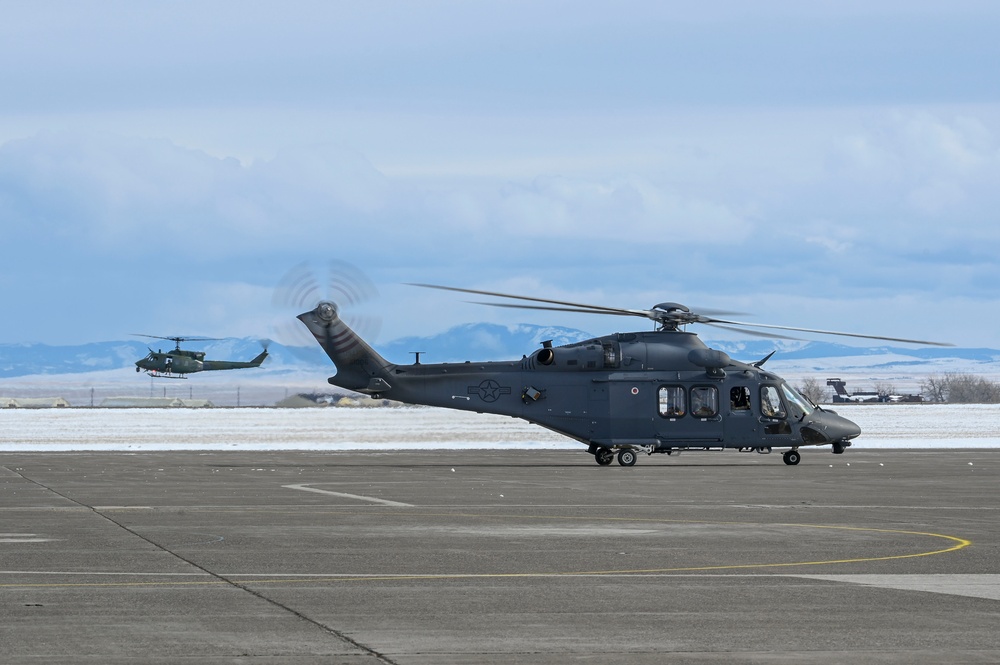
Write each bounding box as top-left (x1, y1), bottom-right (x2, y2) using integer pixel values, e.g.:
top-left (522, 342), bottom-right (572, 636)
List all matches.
top-left (594, 448), bottom-right (615, 466)
top-left (783, 450), bottom-right (801, 466)
top-left (617, 449), bottom-right (637, 467)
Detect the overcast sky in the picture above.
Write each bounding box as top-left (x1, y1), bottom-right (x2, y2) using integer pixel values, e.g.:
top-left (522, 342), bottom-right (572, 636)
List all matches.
top-left (2, 1), bottom-right (998, 350)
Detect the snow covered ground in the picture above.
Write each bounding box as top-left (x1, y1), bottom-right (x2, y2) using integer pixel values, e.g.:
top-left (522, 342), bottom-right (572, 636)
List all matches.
top-left (0, 404), bottom-right (996, 451)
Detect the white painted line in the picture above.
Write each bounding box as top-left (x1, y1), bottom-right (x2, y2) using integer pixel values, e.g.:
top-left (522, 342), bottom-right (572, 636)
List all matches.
top-left (0, 539), bottom-right (55, 543)
top-left (0, 571), bottom-right (209, 576)
top-left (793, 574), bottom-right (1000, 601)
top-left (4, 572), bottom-right (998, 596)
top-left (0, 534), bottom-right (56, 543)
top-left (282, 484), bottom-right (413, 507)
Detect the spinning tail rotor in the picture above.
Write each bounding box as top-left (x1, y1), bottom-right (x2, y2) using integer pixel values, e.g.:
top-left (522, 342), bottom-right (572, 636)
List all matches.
top-left (272, 261), bottom-right (382, 357)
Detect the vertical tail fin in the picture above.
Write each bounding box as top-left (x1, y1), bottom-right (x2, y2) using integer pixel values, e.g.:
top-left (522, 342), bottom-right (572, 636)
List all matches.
top-left (297, 301), bottom-right (393, 394)
top-left (248, 349), bottom-right (268, 367)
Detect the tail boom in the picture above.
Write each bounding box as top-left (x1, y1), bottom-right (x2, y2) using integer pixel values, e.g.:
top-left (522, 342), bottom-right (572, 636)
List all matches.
top-left (201, 349), bottom-right (268, 371)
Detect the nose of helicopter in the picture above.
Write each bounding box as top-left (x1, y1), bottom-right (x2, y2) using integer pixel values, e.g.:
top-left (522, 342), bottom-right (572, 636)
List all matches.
top-left (817, 411), bottom-right (862, 442)
top-left (836, 414), bottom-right (862, 441)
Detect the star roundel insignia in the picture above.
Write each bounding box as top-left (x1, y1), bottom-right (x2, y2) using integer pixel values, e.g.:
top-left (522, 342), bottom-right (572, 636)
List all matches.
top-left (468, 379), bottom-right (511, 402)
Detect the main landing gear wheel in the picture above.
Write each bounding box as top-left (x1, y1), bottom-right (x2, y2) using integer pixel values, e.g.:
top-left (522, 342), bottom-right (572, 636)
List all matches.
top-left (594, 448), bottom-right (615, 466)
top-left (617, 449), bottom-right (637, 467)
top-left (783, 450), bottom-right (801, 466)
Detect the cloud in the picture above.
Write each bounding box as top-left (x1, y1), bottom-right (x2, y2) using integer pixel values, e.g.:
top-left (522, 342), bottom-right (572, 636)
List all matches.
top-left (827, 112), bottom-right (1000, 211)
top-left (4, 1), bottom-right (999, 120)
top-left (2, 103), bottom-right (999, 347)
top-left (776, 111), bottom-right (1000, 273)
top-left (1, 129), bottom-right (754, 260)
top-left (485, 175), bottom-right (749, 243)
top-left (0, 131), bottom-right (394, 255)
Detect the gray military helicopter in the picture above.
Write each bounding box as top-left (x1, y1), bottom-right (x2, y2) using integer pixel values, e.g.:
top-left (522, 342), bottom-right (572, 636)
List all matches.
top-left (134, 335), bottom-right (268, 378)
top-left (294, 281), bottom-right (949, 466)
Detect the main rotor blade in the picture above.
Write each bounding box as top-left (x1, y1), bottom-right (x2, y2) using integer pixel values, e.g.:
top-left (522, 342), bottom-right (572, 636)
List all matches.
top-left (407, 283), bottom-right (652, 318)
top-left (132, 334), bottom-right (220, 343)
top-left (408, 283), bottom-right (951, 346)
top-left (702, 318), bottom-right (953, 347)
top-left (702, 322), bottom-right (802, 341)
top-left (694, 307), bottom-right (751, 317)
top-left (468, 301), bottom-right (654, 318)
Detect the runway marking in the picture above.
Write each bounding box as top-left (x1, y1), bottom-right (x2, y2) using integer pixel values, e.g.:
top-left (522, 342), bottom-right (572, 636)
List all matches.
top-left (0, 521), bottom-right (970, 589)
top-left (5, 571), bottom-right (993, 592)
top-left (4, 503), bottom-right (996, 512)
top-left (0, 571), bottom-right (209, 576)
top-left (282, 484), bottom-right (413, 507)
top-left (0, 534), bottom-right (56, 543)
top-left (793, 574), bottom-right (1000, 601)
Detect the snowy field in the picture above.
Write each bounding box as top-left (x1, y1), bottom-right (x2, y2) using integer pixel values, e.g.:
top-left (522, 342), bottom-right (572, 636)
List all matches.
top-left (0, 404), bottom-right (997, 451)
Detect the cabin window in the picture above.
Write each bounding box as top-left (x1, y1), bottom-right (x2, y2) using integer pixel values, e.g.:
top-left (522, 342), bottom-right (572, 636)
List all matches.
top-left (760, 385), bottom-right (786, 418)
top-left (658, 386), bottom-right (686, 417)
top-left (691, 387), bottom-right (718, 418)
top-left (730, 386), bottom-right (750, 411)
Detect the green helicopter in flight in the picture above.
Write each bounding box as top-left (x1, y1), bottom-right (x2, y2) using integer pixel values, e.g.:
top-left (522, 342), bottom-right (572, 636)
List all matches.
top-left (134, 335), bottom-right (267, 379)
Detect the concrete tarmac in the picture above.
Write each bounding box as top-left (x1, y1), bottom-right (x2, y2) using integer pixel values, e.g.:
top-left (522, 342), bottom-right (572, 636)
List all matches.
top-left (2, 448), bottom-right (999, 664)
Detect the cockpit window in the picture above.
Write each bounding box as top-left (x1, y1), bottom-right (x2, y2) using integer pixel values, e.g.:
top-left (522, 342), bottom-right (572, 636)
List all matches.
top-left (760, 385), bottom-right (786, 418)
top-left (781, 383), bottom-right (815, 415)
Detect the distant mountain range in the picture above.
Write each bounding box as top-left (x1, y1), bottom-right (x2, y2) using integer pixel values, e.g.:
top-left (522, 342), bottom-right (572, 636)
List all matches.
top-left (1, 323), bottom-right (998, 379)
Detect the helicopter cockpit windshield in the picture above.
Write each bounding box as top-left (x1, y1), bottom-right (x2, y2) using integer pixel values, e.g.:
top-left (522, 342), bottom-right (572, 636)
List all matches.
top-left (781, 383), bottom-right (815, 415)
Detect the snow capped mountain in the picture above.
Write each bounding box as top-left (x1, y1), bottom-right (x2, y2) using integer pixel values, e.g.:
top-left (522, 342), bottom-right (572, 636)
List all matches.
top-left (377, 322), bottom-right (594, 364)
top-left (0, 341), bottom-right (152, 378)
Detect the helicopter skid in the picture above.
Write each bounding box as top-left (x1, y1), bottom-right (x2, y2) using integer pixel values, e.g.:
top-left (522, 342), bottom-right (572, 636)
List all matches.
top-left (143, 371), bottom-right (188, 379)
